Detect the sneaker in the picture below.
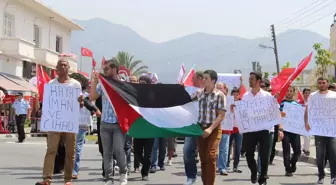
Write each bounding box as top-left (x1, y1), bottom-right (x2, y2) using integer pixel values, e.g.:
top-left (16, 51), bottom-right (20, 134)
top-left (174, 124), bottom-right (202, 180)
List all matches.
top-left (290, 166), bottom-right (297, 173)
top-left (167, 160), bottom-right (172, 166)
top-left (219, 170), bottom-right (228, 176)
top-left (104, 180), bottom-right (114, 185)
top-left (120, 173), bottom-right (128, 185)
top-left (285, 172), bottom-right (293, 177)
top-left (331, 178), bottom-right (335, 184)
top-left (325, 168), bottom-right (331, 175)
top-left (72, 174), bottom-right (78, 179)
top-left (233, 168), bottom-right (242, 173)
top-left (317, 178), bottom-right (324, 184)
top-left (142, 176), bottom-right (149, 181)
top-left (160, 166), bottom-right (166, 171)
top-left (149, 167), bottom-right (156, 173)
top-left (35, 181), bottom-right (51, 185)
top-left (184, 178), bottom-right (197, 185)
top-left (114, 166), bottom-right (120, 175)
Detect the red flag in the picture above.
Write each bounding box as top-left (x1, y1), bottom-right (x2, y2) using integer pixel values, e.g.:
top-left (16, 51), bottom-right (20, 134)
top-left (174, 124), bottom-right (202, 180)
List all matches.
top-left (183, 68), bottom-right (195, 86)
top-left (37, 65), bottom-right (51, 102)
top-left (81, 47), bottom-right (93, 57)
top-left (176, 64), bottom-right (186, 83)
top-left (297, 89), bottom-right (304, 105)
top-left (240, 84), bottom-right (246, 99)
top-left (51, 69), bottom-right (57, 79)
top-left (102, 57), bottom-right (106, 66)
top-left (92, 58), bottom-right (97, 68)
top-left (277, 52), bottom-right (313, 103)
top-left (271, 68), bottom-right (295, 95)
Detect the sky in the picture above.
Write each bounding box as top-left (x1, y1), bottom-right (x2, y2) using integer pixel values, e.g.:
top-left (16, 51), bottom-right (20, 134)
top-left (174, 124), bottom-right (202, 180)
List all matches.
top-left (42, 0), bottom-right (335, 43)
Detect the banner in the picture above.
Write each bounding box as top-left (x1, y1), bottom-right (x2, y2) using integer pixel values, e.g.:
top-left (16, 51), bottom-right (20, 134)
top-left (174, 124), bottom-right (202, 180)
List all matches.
top-left (40, 84), bottom-right (81, 133)
top-left (282, 102), bottom-right (310, 136)
top-left (221, 96), bottom-right (234, 130)
top-left (185, 86), bottom-right (200, 111)
top-left (217, 73), bottom-right (242, 88)
top-left (234, 96), bottom-right (281, 133)
top-left (308, 97), bottom-right (336, 137)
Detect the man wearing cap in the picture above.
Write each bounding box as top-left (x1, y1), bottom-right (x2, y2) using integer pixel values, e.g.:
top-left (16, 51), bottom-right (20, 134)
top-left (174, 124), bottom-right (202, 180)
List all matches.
top-left (12, 92), bottom-right (31, 143)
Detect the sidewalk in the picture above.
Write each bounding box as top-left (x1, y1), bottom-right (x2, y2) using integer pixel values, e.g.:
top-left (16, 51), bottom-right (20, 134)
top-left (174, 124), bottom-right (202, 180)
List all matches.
top-left (0, 128), bottom-right (46, 139)
top-left (275, 136), bottom-right (316, 165)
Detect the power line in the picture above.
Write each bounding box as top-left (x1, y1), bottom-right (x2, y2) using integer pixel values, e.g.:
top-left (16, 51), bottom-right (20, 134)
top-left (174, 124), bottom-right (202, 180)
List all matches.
top-left (278, 0), bottom-right (336, 31)
top-left (278, 8), bottom-right (336, 40)
top-left (277, 0), bottom-right (333, 28)
top-left (277, 0), bottom-right (323, 24)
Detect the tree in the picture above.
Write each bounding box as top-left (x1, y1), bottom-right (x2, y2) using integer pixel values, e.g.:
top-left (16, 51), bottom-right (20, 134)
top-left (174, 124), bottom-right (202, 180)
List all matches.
top-left (115, 51), bottom-right (148, 76)
top-left (313, 43), bottom-right (335, 78)
top-left (263, 72), bottom-right (269, 79)
top-left (281, 61), bottom-right (291, 70)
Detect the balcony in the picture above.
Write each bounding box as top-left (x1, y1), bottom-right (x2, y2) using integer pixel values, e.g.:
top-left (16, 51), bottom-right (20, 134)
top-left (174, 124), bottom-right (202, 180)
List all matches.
top-left (0, 37), bottom-right (35, 61)
top-left (35, 48), bottom-right (59, 68)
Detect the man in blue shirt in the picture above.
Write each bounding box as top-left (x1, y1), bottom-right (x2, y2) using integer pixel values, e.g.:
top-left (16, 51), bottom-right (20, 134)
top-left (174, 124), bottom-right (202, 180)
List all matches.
top-left (279, 86), bottom-right (301, 177)
top-left (90, 58), bottom-right (128, 185)
top-left (12, 92), bottom-right (31, 143)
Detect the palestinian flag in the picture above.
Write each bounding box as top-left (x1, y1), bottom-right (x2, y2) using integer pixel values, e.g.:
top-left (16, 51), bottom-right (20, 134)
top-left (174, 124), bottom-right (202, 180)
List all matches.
top-left (99, 75), bottom-right (203, 138)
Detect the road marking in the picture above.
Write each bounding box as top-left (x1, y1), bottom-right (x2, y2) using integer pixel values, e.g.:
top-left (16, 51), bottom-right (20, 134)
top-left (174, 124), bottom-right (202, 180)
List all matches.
top-left (4, 141), bottom-right (98, 147)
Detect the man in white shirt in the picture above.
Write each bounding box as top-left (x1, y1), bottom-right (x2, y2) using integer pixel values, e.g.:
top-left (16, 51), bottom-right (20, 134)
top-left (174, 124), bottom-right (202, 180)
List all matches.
top-left (305, 77), bottom-right (336, 184)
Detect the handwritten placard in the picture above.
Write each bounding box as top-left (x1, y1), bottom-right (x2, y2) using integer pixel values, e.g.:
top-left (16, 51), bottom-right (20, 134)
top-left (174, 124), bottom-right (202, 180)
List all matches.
top-left (221, 96), bottom-right (234, 130)
top-left (217, 73), bottom-right (241, 88)
top-left (40, 84), bottom-right (81, 133)
top-left (308, 98), bottom-right (336, 137)
top-left (234, 96), bottom-right (281, 133)
top-left (79, 108), bottom-right (92, 126)
top-left (282, 103), bottom-right (310, 136)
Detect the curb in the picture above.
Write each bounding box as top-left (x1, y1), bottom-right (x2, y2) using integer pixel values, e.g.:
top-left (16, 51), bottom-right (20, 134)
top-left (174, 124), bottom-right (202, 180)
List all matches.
top-left (0, 133), bottom-right (47, 139)
top-left (275, 149), bottom-right (316, 165)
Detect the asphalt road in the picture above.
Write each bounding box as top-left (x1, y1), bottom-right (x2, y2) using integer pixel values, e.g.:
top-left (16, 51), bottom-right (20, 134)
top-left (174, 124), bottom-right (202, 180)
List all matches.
top-left (0, 137), bottom-right (326, 185)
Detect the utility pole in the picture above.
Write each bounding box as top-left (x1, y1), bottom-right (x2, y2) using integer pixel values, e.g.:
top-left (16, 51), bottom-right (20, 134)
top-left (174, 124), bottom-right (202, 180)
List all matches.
top-left (271, 24), bottom-right (280, 74)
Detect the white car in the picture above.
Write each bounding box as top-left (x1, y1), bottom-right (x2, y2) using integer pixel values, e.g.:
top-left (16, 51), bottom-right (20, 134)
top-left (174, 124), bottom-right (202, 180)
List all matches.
top-left (87, 115), bottom-right (97, 135)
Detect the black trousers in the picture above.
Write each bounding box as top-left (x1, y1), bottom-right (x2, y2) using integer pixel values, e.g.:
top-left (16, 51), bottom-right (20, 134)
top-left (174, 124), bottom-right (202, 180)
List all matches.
top-left (282, 131), bottom-right (301, 172)
top-left (97, 117), bottom-right (105, 176)
top-left (134, 138), bottom-right (154, 177)
top-left (54, 143), bottom-right (66, 173)
top-left (270, 125), bottom-right (279, 163)
top-left (15, 114), bottom-right (26, 141)
top-left (244, 130), bottom-right (270, 184)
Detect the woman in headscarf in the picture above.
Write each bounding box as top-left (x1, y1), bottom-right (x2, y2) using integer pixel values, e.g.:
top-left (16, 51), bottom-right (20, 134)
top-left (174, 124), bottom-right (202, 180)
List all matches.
top-left (133, 75), bottom-right (155, 181)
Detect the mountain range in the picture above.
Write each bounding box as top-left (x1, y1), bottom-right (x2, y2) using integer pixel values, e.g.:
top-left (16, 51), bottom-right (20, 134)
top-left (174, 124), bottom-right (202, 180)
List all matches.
top-left (70, 18), bottom-right (330, 83)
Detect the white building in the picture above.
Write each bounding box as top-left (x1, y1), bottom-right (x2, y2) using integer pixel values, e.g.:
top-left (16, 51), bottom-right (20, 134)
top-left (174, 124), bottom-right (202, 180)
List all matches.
top-left (0, 0), bottom-right (84, 79)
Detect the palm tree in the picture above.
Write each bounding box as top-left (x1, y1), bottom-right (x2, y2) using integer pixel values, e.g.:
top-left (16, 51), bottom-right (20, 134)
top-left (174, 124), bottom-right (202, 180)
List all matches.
top-left (115, 51), bottom-right (148, 76)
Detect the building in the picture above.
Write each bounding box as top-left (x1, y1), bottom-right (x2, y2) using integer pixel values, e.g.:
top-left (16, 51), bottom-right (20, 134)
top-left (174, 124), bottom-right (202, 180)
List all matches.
top-left (0, 0), bottom-right (84, 80)
top-left (330, 13), bottom-right (336, 78)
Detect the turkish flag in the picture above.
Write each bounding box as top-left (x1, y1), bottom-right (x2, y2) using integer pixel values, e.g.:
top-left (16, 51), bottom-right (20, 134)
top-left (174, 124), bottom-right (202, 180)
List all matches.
top-left (81, 47), bottom-right (93, 57)
top-left (240, 84), bottom-right (246, 99)
top-left (276, 52), bottom-right (313, 103)
top-left (37, 65), bottom-right (51, 102)
top-left (92, 58), bottom-right (97, 68)
top-left (271, 68), bottom-right (295, 95)
top-left (183, 68), bottom-right (195, 86)
top-left (297, 89), bottom-right (304, 105)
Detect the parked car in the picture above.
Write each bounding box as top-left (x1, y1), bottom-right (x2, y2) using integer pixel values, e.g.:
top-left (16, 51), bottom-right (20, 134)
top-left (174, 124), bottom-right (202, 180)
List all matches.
top-left (86, 115), bottom-right (97, 135)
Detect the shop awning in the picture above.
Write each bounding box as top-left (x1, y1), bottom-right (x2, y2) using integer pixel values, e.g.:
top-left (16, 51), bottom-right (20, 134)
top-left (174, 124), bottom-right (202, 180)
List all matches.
top-left (0, 73), bottom-right (36, 95)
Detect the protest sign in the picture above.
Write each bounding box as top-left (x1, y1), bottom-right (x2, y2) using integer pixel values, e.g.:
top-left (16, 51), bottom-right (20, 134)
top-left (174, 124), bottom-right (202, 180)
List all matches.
top-left (282, 102), bottom-right (310, 136)
top-left (217, 73), bottom-right (241, 88)
top-left (308, 97), bottom-right (336, 137)
top-left (221, 96), bottom-right (234, 130)
top-left (40, 84), bottom-right (81, 133)
top-left (79, 107), bottom-right (92, 126)
top-left (234, 96), bottom-right (281, 133)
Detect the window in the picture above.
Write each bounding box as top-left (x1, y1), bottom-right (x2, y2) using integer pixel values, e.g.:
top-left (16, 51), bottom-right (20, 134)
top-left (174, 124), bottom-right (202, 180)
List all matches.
top-left (55, 36), bottom-right (63, 53)
top-left (4, 13), bottom-right (14, 37)
top-left (34, 25), bottom-right (40, 48)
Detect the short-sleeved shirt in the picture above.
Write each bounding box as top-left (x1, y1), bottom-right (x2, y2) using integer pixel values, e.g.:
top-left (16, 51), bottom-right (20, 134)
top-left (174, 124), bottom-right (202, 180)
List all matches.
top-left (96, 83), bottom-right (117, 124)
top-left (12, 99), bottom-right (30, 115)
top-left (193, 88), bottom-right (226, 124)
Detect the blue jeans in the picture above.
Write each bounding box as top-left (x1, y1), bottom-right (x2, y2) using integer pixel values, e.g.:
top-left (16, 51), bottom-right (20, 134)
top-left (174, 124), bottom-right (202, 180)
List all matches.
top-left (217, 134), bottom-right (230, 171)
top-left (73, 128), bottom-right (87, 175)
top-left (228, 133), bottom-right (243, 168)
top-left (183, 137), bottom-right (197, 179)
top-left (151, 138), bottom-right (167, 168)
top-left (124, 134), bottom-right (132, 169)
